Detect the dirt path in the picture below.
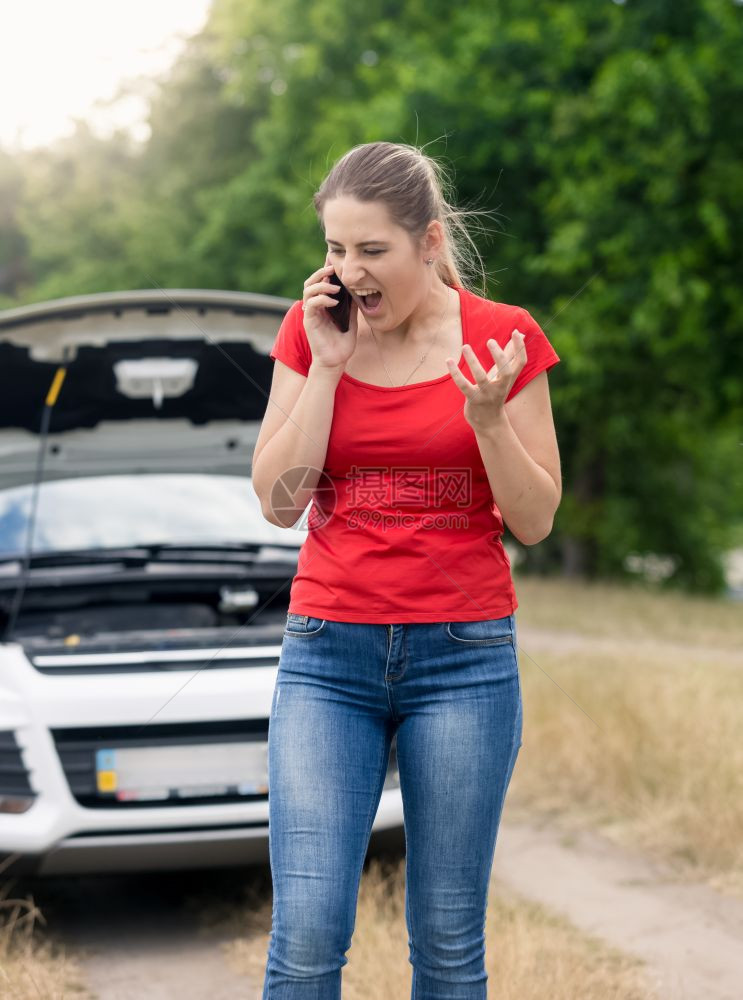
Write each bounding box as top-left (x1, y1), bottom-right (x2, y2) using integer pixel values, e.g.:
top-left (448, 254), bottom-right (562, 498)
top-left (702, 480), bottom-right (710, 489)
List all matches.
top-left (492, 817), bottom-right (743, 1000)
top-left (515, 621), bottom-right (743, 666)
top-left (33, 868), bottom-right (262, 1000)
top-left (492, 621), bottom-right (743, 1000)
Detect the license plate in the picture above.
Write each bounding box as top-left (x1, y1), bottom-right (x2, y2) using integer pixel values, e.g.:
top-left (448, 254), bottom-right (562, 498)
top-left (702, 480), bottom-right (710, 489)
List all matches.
top-left (95, 742), bottom-right (268, 802)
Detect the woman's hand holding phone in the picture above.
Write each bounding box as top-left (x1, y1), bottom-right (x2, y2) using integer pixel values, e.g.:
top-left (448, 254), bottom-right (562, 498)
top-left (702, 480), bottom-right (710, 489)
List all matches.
top-left (301, 260), bottom-right (358, 372)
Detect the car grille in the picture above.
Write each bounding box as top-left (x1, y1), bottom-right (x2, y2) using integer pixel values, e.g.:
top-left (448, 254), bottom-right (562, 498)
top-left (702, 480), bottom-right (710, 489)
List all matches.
top-left (0, 730), bottom-right (38, 799)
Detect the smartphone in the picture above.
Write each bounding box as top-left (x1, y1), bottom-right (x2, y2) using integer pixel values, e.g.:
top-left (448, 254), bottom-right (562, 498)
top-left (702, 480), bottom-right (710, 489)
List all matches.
top-left (327, 271), bottom-right (353, 333)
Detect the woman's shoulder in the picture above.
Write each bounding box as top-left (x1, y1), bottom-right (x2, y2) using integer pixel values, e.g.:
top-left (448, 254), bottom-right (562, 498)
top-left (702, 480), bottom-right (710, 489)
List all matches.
top-left (458, 285), bottom-right (561, 398)
top-left (270, 300), bottom-right (312, 376)
top-left (458, 285), bottom-right (527, 331)
top-left (278, 298), bottom-right (305, 329)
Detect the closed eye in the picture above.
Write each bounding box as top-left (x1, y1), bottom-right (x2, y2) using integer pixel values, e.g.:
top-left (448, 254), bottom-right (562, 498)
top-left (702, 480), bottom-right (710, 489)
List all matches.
top-left (327, 249), bottom-right (385, 256)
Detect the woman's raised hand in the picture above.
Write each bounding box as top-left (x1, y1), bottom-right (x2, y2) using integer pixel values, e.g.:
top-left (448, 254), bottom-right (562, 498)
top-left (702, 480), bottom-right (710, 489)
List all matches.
top-left (301, 260), bottom-right (359, 372)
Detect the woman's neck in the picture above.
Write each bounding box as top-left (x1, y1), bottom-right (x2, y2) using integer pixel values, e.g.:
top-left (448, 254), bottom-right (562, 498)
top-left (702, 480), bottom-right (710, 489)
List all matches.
top-left (359, 281), bottom-right (453, 349)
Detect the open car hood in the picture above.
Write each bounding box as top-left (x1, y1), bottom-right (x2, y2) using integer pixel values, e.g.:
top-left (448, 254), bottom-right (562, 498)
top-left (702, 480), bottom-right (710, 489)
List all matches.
top-left (0, 288), bottom-right (292, 489)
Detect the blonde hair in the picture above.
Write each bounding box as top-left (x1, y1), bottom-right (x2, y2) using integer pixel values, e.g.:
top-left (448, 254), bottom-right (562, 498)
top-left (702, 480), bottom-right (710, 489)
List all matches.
top-left (313, 141), bottom-right (498, 295)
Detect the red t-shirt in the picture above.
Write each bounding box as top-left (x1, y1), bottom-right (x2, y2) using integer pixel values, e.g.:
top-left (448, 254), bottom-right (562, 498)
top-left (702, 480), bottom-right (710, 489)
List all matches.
top-left (268, 284), bottom-right (560, 623)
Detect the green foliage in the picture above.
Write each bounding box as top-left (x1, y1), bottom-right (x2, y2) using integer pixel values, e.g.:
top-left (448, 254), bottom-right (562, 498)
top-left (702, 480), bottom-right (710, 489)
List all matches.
top-left (1, 0), bottom-right (741, 593)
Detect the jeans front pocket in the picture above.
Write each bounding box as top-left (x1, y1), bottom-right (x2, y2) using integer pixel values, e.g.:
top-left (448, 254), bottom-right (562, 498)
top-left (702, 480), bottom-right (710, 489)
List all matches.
top-left (445, 614), bottom-right (514, 646)
top-left (283, 612), bottom-right (326, 638)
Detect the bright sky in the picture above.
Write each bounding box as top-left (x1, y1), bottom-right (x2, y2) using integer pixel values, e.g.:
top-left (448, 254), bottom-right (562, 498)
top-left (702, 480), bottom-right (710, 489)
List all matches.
top-left (0, 0), bottom-right (212, 152)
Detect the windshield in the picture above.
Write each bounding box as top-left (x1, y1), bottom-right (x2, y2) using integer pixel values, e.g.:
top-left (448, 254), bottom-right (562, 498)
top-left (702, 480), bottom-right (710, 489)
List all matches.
top-left (0, 474), bottom-right (305, 557)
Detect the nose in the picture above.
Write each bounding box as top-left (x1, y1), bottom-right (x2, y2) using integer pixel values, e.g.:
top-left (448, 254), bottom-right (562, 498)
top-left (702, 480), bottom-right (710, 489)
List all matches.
top-left (337, 254), bottom-right (367, 289)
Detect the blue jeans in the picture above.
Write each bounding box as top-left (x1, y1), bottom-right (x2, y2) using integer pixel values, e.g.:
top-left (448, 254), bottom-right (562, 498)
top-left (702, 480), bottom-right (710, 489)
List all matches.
top-left (261, 614), bottom-right (523, 999)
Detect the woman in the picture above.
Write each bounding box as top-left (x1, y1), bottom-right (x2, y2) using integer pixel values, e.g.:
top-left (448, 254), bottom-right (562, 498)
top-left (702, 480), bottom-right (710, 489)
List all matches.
top-left (252, 141), bottom-right (561, 998)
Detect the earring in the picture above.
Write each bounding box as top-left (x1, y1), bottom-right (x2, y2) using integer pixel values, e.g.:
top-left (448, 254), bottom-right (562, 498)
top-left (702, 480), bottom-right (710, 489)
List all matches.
top-left (425, 258), bottom-right (434, 266)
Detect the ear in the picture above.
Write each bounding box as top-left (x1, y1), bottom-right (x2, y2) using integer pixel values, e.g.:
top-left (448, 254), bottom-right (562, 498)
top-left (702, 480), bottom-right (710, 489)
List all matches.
top-left (420, 219), bottom-right (445, 259)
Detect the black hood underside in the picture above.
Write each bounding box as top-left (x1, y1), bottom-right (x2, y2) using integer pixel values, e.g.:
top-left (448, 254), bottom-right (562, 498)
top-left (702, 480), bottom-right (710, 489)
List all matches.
top-left (0, 338), bottom-right (274, 433)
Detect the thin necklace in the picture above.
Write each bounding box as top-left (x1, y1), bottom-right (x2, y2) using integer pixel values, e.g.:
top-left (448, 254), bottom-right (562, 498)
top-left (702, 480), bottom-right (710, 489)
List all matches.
top-left (368, 286), bottom-right (451, 387)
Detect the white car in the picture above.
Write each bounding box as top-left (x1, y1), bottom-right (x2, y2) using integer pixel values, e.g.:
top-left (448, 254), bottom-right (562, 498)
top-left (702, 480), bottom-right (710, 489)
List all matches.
top-left (0, 289), bottom-right (403, 876)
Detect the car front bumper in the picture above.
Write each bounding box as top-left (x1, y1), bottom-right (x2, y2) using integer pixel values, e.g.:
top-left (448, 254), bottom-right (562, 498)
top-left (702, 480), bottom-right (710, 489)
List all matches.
top-left (0, 636), bottom-right (403, 876)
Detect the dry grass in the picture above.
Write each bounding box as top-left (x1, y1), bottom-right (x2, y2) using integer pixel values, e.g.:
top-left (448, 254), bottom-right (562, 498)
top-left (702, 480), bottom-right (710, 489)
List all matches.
top-left (511, 573), bottom-right (742, 650)
top-left (220, 855), bottom-right (659, 998)
top-left (508, 574), bottom-right (743, 894)
top-left (0, 867), bottom-right (92, 1000)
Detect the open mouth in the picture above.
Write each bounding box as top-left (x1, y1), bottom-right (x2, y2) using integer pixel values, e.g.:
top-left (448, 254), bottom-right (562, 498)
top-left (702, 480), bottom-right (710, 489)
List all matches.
top-left (358, 291), bottom-right (383, 314)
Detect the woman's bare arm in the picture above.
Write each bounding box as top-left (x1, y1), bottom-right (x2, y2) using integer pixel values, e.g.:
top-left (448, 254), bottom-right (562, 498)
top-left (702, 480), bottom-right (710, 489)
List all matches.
top-left (251, 359), bottom-right (344, 528)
